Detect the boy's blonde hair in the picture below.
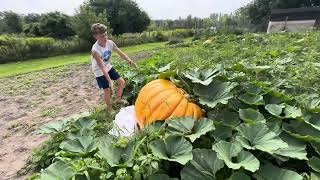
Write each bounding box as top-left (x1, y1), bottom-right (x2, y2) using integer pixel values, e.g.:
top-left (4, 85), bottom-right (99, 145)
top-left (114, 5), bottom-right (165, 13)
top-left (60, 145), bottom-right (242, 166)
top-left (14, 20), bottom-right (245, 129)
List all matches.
top-left (91, 23), bottom-right (108, 35)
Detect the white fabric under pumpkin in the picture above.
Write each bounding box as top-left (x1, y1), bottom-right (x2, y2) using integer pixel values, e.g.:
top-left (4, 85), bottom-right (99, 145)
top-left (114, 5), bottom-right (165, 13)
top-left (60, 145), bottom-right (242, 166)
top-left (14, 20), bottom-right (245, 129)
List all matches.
top-left (108, 105), bottom-right (139, 137)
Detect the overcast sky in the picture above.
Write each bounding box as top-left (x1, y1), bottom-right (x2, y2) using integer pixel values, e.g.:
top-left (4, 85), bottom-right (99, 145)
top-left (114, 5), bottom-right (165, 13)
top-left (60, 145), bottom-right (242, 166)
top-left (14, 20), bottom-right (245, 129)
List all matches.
top-left (1, 0), bottom-right (253, 19)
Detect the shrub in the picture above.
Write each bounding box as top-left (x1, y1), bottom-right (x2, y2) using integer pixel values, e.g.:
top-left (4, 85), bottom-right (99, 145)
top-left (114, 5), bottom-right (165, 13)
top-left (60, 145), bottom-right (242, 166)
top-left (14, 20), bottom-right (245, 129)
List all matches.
top-left (166, 37), bottom-right (184, 45)
top-left (172, 29), bottom-right (195, 38)
top-left (0, 35), bottom-right (89, 64)
top-left (154, 31), bottom-right (168, 42)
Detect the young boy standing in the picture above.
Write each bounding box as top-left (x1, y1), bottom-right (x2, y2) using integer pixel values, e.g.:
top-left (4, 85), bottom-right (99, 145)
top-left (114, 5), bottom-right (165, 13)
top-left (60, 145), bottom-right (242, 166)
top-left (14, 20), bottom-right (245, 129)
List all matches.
top-left (91, 23), bottom-right (138, 113)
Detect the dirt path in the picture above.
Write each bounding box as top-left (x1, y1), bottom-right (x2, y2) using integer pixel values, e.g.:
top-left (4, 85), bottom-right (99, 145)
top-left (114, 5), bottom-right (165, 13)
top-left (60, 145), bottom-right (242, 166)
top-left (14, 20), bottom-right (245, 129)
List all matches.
top-left (0, 52), bottom-right (153, 179)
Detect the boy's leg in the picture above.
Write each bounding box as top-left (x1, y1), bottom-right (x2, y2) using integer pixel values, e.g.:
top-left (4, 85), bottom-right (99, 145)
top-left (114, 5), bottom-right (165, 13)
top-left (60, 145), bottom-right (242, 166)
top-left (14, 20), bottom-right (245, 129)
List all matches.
top-left (116, 77), bottom-right (126, 103)
top-left (103, 88), bottom-right (113, 113)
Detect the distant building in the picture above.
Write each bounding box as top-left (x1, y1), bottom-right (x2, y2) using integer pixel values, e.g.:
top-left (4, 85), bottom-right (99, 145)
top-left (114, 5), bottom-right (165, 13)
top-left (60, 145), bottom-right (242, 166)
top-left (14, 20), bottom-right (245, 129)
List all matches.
top-left (267, 7), bottom-right (320, 33)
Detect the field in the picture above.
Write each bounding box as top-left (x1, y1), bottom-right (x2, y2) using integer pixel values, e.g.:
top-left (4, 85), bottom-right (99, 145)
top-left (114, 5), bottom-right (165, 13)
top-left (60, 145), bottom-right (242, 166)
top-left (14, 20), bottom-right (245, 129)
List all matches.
top-left (0, 41), bottom-right (169, 78)
top-left (0, 40), bottom-right (173, 179)
top-left (1, 32), bottom-right (320, 180)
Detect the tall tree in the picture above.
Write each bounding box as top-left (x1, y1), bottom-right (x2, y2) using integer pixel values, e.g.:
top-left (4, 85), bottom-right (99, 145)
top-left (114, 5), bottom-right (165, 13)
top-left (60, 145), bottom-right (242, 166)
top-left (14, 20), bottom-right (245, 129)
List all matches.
top-left (23, 13), bottom-right (42, 36)
top-left (24, 13), bottom-right (41, 24)
top-left (0, 11), bottom-right (23, 34)
top-left (72, 3), bottom-right (111, 43)
top-left (38, 11), bottom-right (75, 39)
top-left (88, 0), bottom-right (151, 35)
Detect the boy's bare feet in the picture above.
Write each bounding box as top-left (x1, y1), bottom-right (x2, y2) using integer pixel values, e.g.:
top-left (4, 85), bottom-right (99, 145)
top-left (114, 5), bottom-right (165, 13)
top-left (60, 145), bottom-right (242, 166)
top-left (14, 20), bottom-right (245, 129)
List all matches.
top-left (116, 96), bottom-right (124, 104)
top-left (108, 107), bottom-right (113, 113)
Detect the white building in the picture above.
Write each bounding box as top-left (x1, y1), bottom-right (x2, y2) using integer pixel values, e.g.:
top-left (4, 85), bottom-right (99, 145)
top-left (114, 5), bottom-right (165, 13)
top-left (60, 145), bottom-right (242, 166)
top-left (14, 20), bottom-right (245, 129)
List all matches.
top-left (267, 7), bottom-right (320, 33)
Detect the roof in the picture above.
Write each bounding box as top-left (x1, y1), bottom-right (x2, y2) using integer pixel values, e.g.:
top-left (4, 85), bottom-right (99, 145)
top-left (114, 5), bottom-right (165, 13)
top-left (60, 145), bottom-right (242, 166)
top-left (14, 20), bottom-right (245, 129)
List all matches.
top-left (270, 7), bottom-right (320, 21)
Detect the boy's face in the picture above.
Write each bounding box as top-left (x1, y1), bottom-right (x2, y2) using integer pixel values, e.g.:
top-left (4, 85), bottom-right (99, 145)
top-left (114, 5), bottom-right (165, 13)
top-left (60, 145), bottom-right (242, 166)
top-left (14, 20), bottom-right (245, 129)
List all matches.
top-left (93, 32), bottom-right (108, 43)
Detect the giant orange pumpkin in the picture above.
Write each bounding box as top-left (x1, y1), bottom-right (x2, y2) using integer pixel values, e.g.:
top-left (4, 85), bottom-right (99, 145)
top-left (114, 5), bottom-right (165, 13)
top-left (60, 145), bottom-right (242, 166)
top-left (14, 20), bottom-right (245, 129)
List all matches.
top-left (134, 79), bottom-right (204, 128)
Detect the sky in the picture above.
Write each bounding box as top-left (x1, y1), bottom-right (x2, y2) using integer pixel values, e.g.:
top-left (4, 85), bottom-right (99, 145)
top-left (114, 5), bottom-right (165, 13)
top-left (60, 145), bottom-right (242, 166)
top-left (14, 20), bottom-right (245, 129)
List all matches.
top-left (0, 0), bottom-right (253, 20)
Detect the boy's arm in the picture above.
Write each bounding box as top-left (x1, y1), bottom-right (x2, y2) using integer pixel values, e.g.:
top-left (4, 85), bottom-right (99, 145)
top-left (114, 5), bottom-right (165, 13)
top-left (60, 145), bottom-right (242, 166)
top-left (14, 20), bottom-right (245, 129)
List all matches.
top-left (112, 42), bottom-right (138, 68)
top-left (92, 51), bottom-right (113, 89)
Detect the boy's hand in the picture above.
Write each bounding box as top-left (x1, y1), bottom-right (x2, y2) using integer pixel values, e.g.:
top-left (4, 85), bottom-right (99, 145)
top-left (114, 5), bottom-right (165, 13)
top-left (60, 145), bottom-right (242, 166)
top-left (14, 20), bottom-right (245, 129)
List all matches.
top-left (129, 60), bottom-right (138, 69)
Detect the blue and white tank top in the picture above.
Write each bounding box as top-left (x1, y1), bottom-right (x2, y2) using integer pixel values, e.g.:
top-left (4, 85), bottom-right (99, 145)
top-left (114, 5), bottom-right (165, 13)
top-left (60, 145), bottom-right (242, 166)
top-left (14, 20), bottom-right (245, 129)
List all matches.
top-left (91, 40), bottom-right (114, 77)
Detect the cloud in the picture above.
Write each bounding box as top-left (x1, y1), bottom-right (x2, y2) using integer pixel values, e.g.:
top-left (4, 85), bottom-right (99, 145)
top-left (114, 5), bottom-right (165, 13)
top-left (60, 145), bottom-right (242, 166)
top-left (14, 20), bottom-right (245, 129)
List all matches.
top-left (135, 0), bottom-right (253, 19)
top-left (1, 0), bottom-right (84, 15)
top-left (1, 0), bottom-right (252, 19)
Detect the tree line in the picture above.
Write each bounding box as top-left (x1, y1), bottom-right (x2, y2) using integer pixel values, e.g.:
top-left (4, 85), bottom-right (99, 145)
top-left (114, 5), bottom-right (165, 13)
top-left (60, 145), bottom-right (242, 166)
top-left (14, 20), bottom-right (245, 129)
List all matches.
top-left (1, 0), bottom-right (319, 38)
top-left (0, 0), bottom-right (150, 41)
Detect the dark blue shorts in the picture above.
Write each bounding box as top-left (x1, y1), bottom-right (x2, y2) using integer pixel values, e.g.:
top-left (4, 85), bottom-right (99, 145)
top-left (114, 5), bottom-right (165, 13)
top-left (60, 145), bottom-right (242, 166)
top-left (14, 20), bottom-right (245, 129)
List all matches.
top-left (96, 67), bottom-right (121, 89)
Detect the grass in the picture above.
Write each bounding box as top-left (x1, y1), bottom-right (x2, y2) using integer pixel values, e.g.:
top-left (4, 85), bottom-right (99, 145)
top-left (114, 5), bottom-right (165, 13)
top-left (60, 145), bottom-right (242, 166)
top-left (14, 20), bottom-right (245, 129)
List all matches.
top-left (40, 107), bottom-right (63, 118)
top-left (0, 41), bottom-right (167, 78)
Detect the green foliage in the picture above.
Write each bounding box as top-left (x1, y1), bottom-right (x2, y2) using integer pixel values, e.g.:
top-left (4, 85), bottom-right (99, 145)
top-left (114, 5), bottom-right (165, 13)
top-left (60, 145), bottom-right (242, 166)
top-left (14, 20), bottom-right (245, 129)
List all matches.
top-left (0, 11), bottom-right (23, 34)
top-left (0, 35), bottom-right (88, 63)
top-left (154, 31), bottom-right (168, 42)
top-left (39, 161), bottom-right (76, 180)
top-left (89, 0), bottom-right (151, 35)
top-left (213, 141), bottom-right (260, 172)
top-left (254, 163), bottom-right (303, 180)
top-left (165, 118), bottom-right (215, 142)
top-left (166, 37), bottom-right (184, 45)
top-left (193, 80), bottom-right (237, 108)
top-left (29, 32), bottom-right (320, 179)
top-left (72, 3), bottom-right (111, 43)
top-left (180, 149), bottom-right (224, 180)
top-left (37, 11), bottom-right (75, 39)
top-left (150, 135), bottom-right (193, 165)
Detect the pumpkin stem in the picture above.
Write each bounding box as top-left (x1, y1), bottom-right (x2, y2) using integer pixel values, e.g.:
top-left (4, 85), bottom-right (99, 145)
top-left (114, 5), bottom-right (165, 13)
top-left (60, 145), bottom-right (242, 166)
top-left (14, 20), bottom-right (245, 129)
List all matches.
top-left (177, 74), bottom-right (192, 95)
top-left (178, 88), bottom-right (190, 99)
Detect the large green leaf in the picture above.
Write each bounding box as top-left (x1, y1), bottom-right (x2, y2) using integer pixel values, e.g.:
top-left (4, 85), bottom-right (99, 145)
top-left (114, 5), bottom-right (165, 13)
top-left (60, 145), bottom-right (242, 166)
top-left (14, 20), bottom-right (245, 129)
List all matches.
top-left (265, 104), bottom-right (302, 119)
top-left (284, 105), bottom-right (302, 119)
top-left (185, 65), bottom-right (224, 85)
top-left (166, 118), bottom-right (215, 142)
top-left (35, 119), bottom-right (69, 135)
top-left (266, 119), bottom-right (282, 134)
top-left (296, 93), bottom-right (320, 112)
top-left (303, 112), bottom-right (320, 131)
top-left (272, 133), bottom-right (307, 160)
top-left (283, 120), bottom-right (320, 143)
top-left (236, 123), bottom-right (287, 153)
top-left (187, 119), bottom-right (215, 142)
top-left (158, 62), bottom-right (174, 72)
top-left (265, 104), bottom-right (284, 116)
top-left (193, 80), bottom-right (237, 108)
top-left (254, 163), bottom-right (303, 180)
top-left (150, 135), bottom-right (193, 165)
top-left (245, 83), bottom-right (264, 95)
top-left (166, 117), bottom-right (194, 136)
top-left (159, 70), bottom-right (177, 80)
top-left (239, 108), bottom-right (266, 124)
top-left (239, 93), bottom-right (265, 105)
top-left (180, 149), bottom-right (224, 180)
top-left (311, 172), bottom-right (320, 180)
top-left (66, 128), bottom-right (96, 140)
top-left (59, 136), bottom-right (97, 154)
top-left (40, 161), bottom-right (76, 180)
top-left (207, 109), bottom-right (241, 127)
top-left (228, 172), bottom-right (251, 180)
top-left (73, 118), bottom-right (97, 130)
top-left (212, 141), bottom-right (260, 172)
top-left (308, 156), bottom-right (320, 173)
top-left (211, 124), bottom-right (233, 141)
top-left (98, 136), bottom-right (134, 167)
top-left (312, 142), bottom-right (320, 155)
